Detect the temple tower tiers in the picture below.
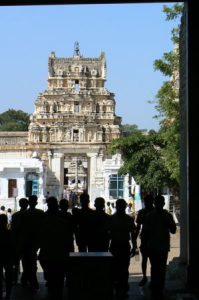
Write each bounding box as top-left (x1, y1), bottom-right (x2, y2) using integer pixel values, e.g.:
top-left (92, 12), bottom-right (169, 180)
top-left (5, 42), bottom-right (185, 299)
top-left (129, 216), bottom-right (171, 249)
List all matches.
top-left (29, 44), bottom-right (121, 145)
top-left (28, 43), bottom-right (123, 201)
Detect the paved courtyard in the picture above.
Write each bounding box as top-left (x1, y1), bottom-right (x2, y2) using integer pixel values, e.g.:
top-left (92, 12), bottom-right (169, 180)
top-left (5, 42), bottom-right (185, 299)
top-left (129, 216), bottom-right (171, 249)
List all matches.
top-left (5, 227), bottom-right (198, 300)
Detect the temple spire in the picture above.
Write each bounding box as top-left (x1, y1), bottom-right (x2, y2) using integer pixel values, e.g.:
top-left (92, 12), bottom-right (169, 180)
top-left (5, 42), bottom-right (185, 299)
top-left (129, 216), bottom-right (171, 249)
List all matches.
top-left (74, 41), bottom-right (80, 57)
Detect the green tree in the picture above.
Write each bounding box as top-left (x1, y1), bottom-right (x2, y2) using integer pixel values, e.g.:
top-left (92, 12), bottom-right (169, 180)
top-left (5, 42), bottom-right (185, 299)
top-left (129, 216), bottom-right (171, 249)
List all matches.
top-left (152, 3), bottom-right (183, 196)
top-left (0, 109), bottom-right (30, 131)
top-left (109, 3), bottom-right (183, 197)
top-left (121, 124), bottom-right (147, 137)
top-left (109, 130), bottom-right (171, 194)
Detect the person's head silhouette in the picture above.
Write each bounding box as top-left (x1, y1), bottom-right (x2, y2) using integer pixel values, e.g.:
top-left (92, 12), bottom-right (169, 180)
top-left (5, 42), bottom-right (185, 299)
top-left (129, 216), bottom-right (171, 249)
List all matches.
top-left (94, 197), bottom-right (105, 211)
top-left (28, 195), bottom-right (38, 208)
top-left (143, 194), bottom-right (154, 209)
top-left (47, 196), bottom-right (58, 212)
top-left (80, 192), bottom-right (90, 208)
top-left (19, 198), bottom-right (29, 210)
top-left (154, 195), bottom-right (165, 211)
top-left (59, 198), bottom-right (69, 211)
top-left (116, 198), bottom-right (127, 215)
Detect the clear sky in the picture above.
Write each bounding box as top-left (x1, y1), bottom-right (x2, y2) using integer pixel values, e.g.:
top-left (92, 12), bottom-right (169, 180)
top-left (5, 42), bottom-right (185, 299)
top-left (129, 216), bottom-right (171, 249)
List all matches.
top-left (0, 3), bottom-right (179, 131)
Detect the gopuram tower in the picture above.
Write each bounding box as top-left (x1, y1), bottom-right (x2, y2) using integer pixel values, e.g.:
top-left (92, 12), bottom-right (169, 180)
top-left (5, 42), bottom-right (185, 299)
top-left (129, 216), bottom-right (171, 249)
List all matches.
top-left (28, 42), bottom-right (123, 201)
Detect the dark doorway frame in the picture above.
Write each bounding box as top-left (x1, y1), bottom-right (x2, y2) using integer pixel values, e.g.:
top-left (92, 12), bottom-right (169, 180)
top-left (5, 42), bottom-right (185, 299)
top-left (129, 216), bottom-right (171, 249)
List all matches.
top-left (8, 178), bottom-right (17, 198)
top-left (1, 0), bottom-right (198, 290)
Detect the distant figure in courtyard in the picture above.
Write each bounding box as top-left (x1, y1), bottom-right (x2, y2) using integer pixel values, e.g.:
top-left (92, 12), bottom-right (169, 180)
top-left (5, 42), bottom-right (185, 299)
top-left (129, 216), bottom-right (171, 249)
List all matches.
top-left (62, 188), bottom-right (67, 199)
top-left (135, 194), bottom-right (154, 286)
top-left (142, 194), bottom-right (176, 300)
top-left (126, 202), bottom-right (135, 220)
top-left (111, 202), bottom-right (116, 214)
top-left (45, 191), bottom-right (50, 201)
top-left (108, 198), bottom-right (137, 300)
top-left (6, 208), bottom-right (12, 229)
top-left (106, 201), bottom-right (112, 215)
top-left (69, 191), bottom-right (78, 209)
top-left (43, 191), bottom-right (50, 211)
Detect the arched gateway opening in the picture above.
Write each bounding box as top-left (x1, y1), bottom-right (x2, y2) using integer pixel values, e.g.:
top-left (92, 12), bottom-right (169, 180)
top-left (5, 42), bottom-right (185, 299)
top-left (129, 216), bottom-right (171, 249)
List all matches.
top-left (0, 0), bottom-right (198, 294)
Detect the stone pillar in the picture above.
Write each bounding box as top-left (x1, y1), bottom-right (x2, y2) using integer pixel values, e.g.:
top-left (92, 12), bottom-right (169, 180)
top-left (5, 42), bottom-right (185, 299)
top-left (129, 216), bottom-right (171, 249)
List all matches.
top-left (179, 5), bottom-right (188, 266)
top-left (51, 152), bottom-right (64, 199)
top-left (39, 175), bottom-right (44, 198)
top-left (186, 1), bottom-right (199, 288)
top-left (18, 176), bottom-right (26, 200)
top-left (87, 153), bottom-right (97, 203)
top-left (104, 172), bottom-right (110, 201)
top-left (47, 150), bottom-right (53, 168)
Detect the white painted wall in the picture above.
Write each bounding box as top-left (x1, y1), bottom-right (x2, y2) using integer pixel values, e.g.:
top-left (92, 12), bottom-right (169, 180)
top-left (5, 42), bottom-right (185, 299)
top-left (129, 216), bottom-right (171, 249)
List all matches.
top-left (0, 158), bottom-right (44, 210)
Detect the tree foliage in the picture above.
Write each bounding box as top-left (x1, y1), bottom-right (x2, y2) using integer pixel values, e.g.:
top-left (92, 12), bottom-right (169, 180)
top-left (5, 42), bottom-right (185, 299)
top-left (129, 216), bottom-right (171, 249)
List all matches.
top-left (153, 50), bottom-right (179, 77)
top-left (163, 4), bottom-right (183, 21)
top-left (109, 3), bottom-right (183, 196)
top-left (109, 130), bottom-right (169, 193)
top-left (163, 3), bottom-right (184, 44)
top-left (153, 3), bottom-right (182, 189)
top-left (121, 124), bottom-right (147, 137)
top-left (0, 109), bottom-right (30, 131)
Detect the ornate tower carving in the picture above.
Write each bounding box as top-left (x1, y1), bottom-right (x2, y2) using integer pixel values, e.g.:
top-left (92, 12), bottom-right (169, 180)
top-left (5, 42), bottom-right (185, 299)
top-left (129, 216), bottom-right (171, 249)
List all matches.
top-left (28, 43), bottom-right (121, 145)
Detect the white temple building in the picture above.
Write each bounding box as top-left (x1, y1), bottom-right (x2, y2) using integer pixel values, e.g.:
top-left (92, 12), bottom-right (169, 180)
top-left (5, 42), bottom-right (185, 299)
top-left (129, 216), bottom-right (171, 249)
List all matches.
top-left (0, 43), bottom-right (139, 210)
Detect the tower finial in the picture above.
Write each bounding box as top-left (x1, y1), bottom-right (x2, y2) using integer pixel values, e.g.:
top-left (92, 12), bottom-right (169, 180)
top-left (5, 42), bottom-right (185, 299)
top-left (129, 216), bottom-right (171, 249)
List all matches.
top-left (74, 41), bottom-right (80, 57)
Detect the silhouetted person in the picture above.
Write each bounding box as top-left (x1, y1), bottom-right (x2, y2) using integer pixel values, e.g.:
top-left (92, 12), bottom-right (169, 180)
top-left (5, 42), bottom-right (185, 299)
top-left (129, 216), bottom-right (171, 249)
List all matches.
top-left (6, 209), bottom-right (12, 229)
top-left (72, 192), bottom-right (94, 252)
top-left (59, 198), bottom-right (75, 251)
top-left (106, 201), bottom-right (112, 215)
top-left (0, 214), bottom-right (16, 300)
top-left (108, 198), bottom-right (137, 300)
top-left (62, 188), bottom-right (67, 199)
top-left (69, 191), bottom-right (78, 209)
top-left (135, 194), bottom-right (154, 286)
top-left (59, 198), bottom-right (75, 285)
top-left (20, 195), bottom-right (45, 290)
top-left (111, 202), bottom-right (116, 214)
top-left (38, 196), bottom-right (73, 300)
top-left (0, 206), bottom-right (6, 215)
top-left (126, 203), bottom-right (135, 220)
top-left (89, 197), bottom-right (110, 251)
top-left (11, 198), bottom-right (29, 284)
top-left (142, 194), bottom-right (176, 300)
top-left (43, 191), bottom-right (50, 212)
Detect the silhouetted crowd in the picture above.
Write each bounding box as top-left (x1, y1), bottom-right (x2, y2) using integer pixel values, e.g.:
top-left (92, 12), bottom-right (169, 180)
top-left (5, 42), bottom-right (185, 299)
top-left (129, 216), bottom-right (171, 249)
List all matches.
top-left (0, 192), bottom-right (176, 300)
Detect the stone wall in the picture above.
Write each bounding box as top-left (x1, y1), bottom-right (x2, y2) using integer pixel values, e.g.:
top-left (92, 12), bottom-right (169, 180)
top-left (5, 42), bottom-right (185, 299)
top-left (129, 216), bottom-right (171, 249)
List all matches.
top-left (0, 132), bottom-right (28, 145)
